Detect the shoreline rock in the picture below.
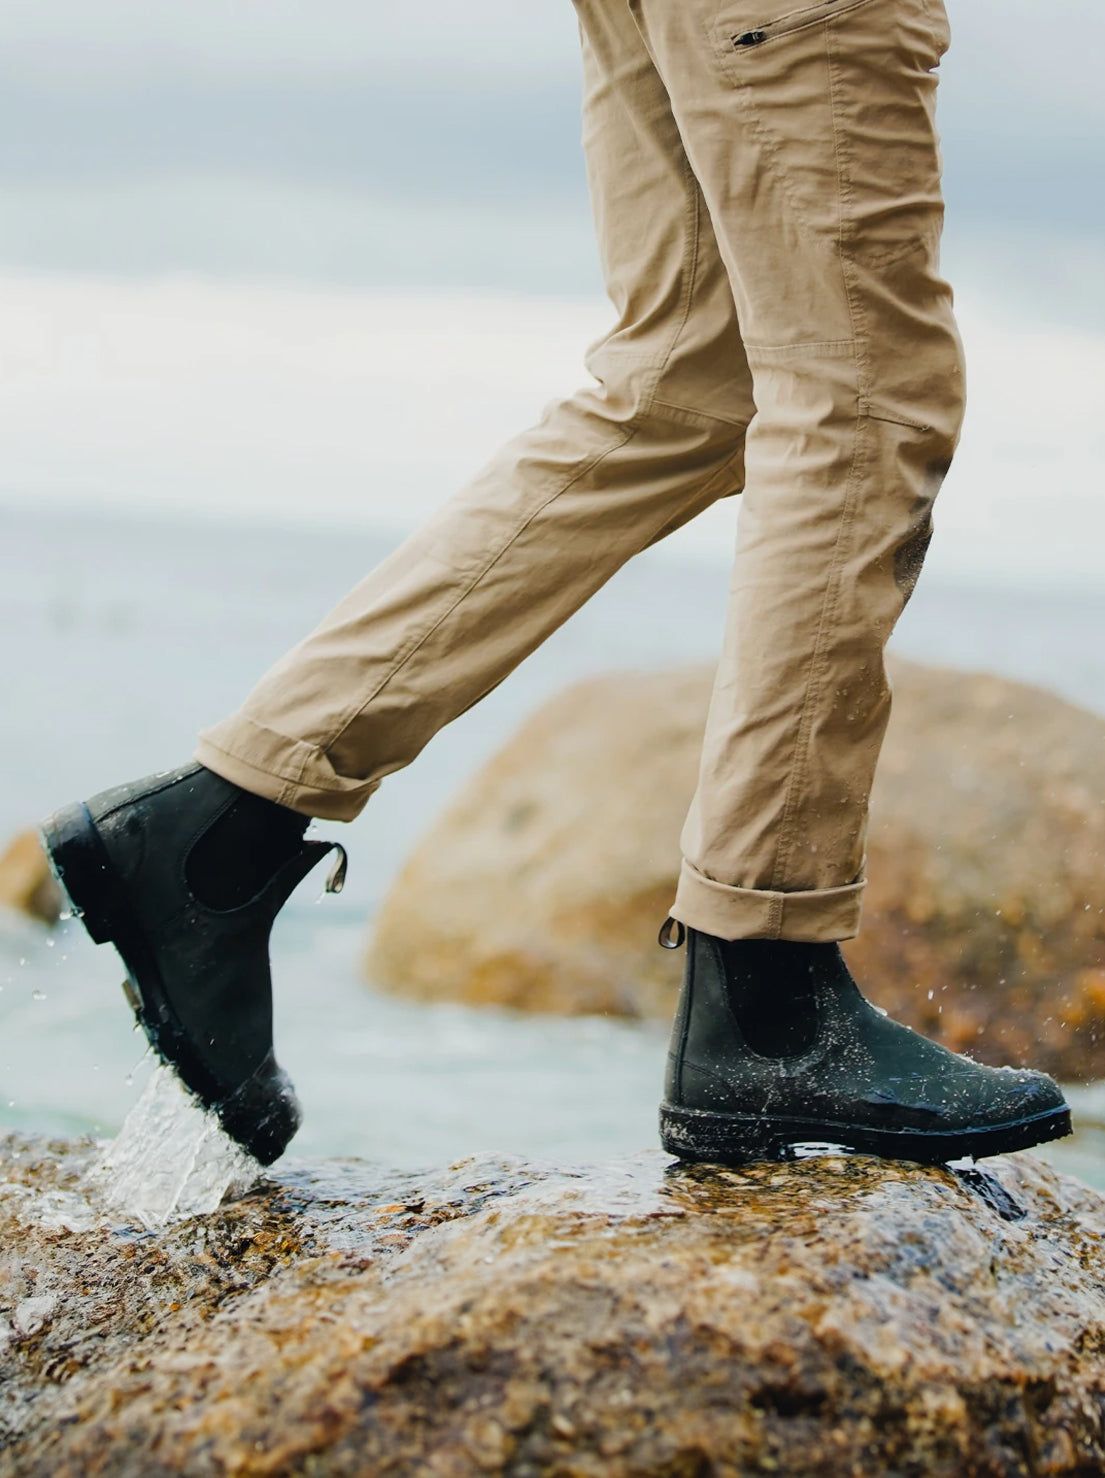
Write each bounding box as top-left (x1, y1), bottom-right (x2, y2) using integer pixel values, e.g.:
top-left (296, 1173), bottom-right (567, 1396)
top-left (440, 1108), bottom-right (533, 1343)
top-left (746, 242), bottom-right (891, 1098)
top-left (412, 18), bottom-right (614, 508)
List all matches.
top-left (4, 1135), bottom-right (1105, 1474)
top-left (0, 832), bottom-right (61, 927)
top-left (367, 659), bottom-right (1105, 1081)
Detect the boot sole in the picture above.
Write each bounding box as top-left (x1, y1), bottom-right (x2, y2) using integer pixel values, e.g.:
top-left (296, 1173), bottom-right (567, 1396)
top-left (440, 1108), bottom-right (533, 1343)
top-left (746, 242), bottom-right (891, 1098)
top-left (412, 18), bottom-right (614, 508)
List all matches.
top-left (659, 1100), bottom-right (1073, 1168)
top-left (40, 801), bottom-right (298, 1166)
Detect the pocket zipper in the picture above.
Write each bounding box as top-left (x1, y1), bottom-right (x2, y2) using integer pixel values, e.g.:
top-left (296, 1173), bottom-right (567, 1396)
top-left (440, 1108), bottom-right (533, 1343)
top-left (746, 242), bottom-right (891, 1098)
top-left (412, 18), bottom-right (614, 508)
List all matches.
top-left (731, 0), bottom-right (850, 48)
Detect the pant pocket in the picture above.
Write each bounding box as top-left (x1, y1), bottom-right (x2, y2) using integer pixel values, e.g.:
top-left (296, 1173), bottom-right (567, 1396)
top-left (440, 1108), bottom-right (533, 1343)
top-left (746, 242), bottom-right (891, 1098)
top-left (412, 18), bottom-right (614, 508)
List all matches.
top-left (718, 0), bottom-right (876, 51)
top-left (713, 0), bottom-right (946, 268)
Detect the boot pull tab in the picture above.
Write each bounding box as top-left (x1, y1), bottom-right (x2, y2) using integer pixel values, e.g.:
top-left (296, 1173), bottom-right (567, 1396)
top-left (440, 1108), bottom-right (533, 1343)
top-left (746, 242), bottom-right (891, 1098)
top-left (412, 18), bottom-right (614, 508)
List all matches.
top-left (658, 917), bottom-right (686, 950)
top-left (325, 843), bottom-right (348, 895)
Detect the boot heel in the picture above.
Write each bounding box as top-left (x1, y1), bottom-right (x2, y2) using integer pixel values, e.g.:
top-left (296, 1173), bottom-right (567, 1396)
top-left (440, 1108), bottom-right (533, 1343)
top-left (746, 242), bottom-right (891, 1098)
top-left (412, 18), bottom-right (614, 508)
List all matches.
top-left (661, 1103), bottom-right (763, 1165)
top-left (40, 803), bottom-right (121, 945)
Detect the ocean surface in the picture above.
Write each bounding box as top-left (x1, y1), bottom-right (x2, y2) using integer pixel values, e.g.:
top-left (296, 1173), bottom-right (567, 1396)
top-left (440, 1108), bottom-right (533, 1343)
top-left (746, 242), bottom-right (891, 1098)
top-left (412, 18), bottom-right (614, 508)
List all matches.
top-left (2, 501), bottom-right (1105, 1182)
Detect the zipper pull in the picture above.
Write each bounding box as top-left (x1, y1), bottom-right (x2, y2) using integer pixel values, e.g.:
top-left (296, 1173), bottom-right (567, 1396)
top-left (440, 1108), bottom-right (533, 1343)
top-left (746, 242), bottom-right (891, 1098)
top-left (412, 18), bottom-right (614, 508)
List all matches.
top-left (733, 29), bottom-right (767, 46)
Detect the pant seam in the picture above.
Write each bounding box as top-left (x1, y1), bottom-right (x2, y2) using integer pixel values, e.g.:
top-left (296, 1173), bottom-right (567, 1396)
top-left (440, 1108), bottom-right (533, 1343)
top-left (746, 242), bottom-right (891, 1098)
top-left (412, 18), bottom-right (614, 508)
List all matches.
top-left (321, 424), bottom-right (638, 757)
top-left (647, 396), bottom-right (750, 431)
top-left (640, 150), bottom-right (704, 419)
top-left (826, 21), bottom-right (871, 393)
top-left (288, 734), bottom-right (314, 795)
top-left (744, 340), bottom-right (855, 362)
top-left (714, 9), bottom-right (934, 306)
top-left (331, 421), bottom-right (740, 751)
top-left (767, 893), bottom-right (784, 938)
top-left (766, 29), bottom-right (867, 892)
top-left (199, 732), bottom-right (372, 796)
top-left (322, 133), bottom-right (703, 760)
top-left (208, 425), bottom-right (747, 806)
top-left (707, 20), bottom-right (826, 244)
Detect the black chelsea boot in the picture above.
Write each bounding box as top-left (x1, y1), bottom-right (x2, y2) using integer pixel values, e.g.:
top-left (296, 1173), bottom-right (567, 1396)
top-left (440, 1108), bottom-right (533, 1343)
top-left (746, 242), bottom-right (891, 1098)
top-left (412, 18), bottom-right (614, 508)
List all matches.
top-left (659, 924), bottom-right (1071, 1167)
top-left (41, 763), bottom-right (346, 1165)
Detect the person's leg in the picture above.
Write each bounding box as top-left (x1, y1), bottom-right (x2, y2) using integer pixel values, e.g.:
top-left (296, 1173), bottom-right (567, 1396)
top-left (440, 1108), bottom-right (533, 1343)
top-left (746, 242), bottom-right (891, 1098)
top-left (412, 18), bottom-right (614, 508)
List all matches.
top-left (640, 0), bottom-right (1067, 1161)
top-left (195, 3), bottom-right (755, 821)
top-left (641, 0), bottom-right (966, 941)
top-left (43, 6), bottom-right (758, 1161)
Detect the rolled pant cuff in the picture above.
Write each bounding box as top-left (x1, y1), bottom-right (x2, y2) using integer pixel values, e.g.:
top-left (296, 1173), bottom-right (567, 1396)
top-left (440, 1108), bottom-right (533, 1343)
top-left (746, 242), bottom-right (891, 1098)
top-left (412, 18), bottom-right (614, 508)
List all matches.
top-left (671, 860), bottom-right (864, 942)
top-left (195, 717), bottom-right (377, 822)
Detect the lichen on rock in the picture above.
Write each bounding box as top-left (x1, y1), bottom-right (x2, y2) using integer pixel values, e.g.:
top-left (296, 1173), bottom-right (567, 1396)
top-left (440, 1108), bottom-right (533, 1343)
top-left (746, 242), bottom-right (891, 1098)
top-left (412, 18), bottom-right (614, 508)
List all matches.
top-left (4, 1135), bottom-right (1105, 1475)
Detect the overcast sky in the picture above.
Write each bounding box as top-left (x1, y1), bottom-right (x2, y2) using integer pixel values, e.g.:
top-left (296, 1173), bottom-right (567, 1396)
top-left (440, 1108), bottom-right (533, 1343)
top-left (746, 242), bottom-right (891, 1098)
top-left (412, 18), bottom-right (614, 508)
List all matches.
top-left (0, 1), bottom-right (1102, 577)
top-left (0, 0), bottom-right (1101, 313)
top-left (0, 0), bottom-right (1100, 100)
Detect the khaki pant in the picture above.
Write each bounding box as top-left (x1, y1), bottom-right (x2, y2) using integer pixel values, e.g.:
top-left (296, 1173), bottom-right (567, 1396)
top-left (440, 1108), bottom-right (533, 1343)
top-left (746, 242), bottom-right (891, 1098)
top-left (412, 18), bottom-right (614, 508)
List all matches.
top-left (197, 0), bottom-right (965, 943)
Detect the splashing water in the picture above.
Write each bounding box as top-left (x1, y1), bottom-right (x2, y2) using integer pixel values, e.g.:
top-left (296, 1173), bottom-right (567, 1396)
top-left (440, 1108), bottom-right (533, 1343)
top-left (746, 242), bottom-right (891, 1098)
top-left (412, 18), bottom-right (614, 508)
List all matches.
top-left (93, 1066), bottom-right (261, 1228)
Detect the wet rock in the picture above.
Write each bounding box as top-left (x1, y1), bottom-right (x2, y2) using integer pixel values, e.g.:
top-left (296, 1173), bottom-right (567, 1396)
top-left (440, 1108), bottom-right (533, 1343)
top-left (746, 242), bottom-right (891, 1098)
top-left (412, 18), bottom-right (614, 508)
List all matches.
top-left (367, 660), bottom-right (1105, 1080)
top-left (11, 1296), bottom-right (56, 1339)
top-left (4, 1135), bottom-right (1105, 1475)
top-left (0, 831), bottom-right (62, 926)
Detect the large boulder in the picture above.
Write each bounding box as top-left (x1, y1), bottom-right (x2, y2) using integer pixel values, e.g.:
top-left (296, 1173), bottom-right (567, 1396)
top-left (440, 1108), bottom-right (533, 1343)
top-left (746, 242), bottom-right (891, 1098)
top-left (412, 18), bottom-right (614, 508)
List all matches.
top-left (4, 1135), bottom-right (1105, 1475)
top-left (371, 665), bottom-right (712, 1020)
top-left (367, 660), bottom-right (1105, 1080)
top-left (0, 831), bottom-right (61, 926)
